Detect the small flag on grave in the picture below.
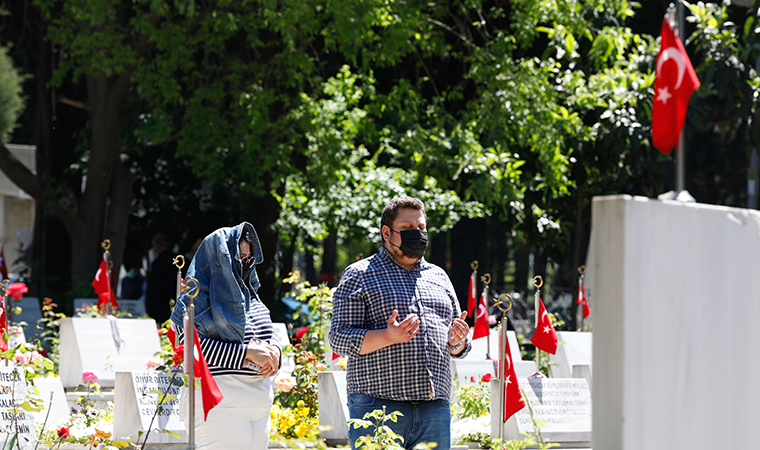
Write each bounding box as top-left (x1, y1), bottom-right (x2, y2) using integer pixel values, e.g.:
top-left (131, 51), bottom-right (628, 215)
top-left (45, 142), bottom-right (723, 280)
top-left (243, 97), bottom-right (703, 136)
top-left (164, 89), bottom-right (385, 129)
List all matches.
top-left (472, 287), bottom-right (490, 340)
top-left (530, 298), bottom-right (558, 355)
top-left (502, 331), bottom-right (525, 422)
top-left (577, 277), bottom-right (590, 319)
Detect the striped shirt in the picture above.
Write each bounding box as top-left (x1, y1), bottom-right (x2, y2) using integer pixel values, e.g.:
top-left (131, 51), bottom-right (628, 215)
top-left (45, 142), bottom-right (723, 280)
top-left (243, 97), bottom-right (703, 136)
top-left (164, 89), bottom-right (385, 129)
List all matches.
top-left (176, 297), bottom-right (280, 377)
top-left (329, 246), bottom-right (471, 402)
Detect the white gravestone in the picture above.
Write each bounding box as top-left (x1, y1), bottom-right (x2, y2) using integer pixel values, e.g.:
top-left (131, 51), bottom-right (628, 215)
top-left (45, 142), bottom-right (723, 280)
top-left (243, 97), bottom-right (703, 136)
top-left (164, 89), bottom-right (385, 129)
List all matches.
top-left (548, 331), bottom-right (592, 379)
top-left (30, 376), bottom-right (69, 426)
top-left (590, 195), bottom-right (760, 450)
top-left (317, 371), bottom-right (349, 445)
top-left (59, 318), bottom-right (162, 388)
top-left (272, 323), bottom-right (295, 375)
top-left (491, 377), bottom-right (591, 446)
top-left (113, 371), bottom-right (187, 444)
top-left (8, 297), bottom-right (42, 343)
top-left (74, 298), bottom-right (145, 318)
top-left (0, 368), bottom-right (35, 449)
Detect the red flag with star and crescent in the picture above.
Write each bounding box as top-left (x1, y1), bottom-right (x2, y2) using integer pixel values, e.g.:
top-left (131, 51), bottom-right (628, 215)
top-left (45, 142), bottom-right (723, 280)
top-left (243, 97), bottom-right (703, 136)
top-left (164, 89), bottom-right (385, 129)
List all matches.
top-left (652, 16), bottom-right (700, 155)
top-left (467, 270), bottom-right (477, 318)
top-left (530, 298), bottom-right (558, 355)
top-left (500, 328), bottom-right (525, 422)
top-left (472, 287), bottom-right (490, 340)
top-left (92, 255), bottom-right (119, 309)
top-left (577, 278), bottom-right (591, 319)
top-left (167, 325), bottom-right (223, 421)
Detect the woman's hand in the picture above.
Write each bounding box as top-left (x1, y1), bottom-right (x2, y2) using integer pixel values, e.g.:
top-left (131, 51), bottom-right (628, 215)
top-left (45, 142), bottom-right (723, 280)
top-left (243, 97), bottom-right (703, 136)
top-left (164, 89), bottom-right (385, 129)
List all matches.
top-left (245, 341), bottom-right (280, 377)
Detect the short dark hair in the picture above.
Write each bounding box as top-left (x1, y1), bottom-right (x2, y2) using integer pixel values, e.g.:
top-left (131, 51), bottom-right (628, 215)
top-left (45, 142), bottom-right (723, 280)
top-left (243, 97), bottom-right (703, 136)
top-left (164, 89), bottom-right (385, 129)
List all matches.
top-left (380, 196), bottom-right (426, 241)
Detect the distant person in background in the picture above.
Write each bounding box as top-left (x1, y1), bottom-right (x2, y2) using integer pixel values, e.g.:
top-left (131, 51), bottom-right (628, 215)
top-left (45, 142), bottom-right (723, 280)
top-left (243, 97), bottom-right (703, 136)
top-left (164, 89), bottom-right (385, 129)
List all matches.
top-left (120, 263), bottom-right (145, 300)
top-left (145, 233), bottom-right (177, 324)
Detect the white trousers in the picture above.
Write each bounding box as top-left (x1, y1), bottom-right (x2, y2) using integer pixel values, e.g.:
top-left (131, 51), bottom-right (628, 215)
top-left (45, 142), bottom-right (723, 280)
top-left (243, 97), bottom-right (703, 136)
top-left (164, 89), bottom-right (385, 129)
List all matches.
top-left (189, 374), bottom-right (273, 450)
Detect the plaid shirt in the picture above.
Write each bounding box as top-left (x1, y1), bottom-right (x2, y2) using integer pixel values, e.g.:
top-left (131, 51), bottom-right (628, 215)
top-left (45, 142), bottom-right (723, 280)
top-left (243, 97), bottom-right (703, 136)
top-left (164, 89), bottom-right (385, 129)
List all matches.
top-left (329, 246), bottom-right (471, 401)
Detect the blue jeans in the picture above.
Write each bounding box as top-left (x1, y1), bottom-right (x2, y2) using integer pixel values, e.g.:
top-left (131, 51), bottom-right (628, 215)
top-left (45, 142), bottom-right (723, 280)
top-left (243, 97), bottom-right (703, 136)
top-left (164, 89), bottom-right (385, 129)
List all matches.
top-left (347, 393), bottom-right (451, 450)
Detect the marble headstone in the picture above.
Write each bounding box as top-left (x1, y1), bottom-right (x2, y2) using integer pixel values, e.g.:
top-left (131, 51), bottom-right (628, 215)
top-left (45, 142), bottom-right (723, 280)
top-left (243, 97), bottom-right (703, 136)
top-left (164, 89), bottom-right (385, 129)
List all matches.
top-left (317, 371), bottom-right (349, 445)
top-left (59, 318), bottom-right (162, 388)
top-left (491, 377), bottom-right (591, 445)
top-left (0, 368), bottom-right (35, 449)
top-left (548, 331), bottom-right (592, 379)
top-left (113, 371), bottom-right (187, 445)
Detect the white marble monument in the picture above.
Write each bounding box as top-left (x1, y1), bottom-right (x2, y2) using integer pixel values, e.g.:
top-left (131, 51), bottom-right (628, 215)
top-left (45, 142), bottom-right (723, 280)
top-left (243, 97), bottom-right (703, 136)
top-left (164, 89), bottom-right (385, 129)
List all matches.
top-left (590, 195), bottom-right (760, 450)
top-left (548, 331), bottom-right (592, 379)
top-left (59, 318), bottom-right (162, 388)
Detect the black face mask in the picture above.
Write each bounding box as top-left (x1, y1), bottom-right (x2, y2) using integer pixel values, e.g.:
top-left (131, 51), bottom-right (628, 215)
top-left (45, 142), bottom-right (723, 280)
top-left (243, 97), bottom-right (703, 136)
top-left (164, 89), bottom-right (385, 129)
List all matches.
top-left (388, 228), bottom-right (428, 257)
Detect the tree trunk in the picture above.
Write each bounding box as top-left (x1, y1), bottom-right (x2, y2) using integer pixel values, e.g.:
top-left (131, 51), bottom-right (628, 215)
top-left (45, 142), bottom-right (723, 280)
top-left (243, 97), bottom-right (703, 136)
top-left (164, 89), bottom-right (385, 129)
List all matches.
top-left (320, 231), bottom-right (337, 287)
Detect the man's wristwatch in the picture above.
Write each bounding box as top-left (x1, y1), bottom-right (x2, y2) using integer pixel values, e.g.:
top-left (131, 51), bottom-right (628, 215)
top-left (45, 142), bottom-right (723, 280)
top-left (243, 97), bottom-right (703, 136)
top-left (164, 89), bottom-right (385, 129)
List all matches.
top-left (448, 341), bottom-right (464, 353)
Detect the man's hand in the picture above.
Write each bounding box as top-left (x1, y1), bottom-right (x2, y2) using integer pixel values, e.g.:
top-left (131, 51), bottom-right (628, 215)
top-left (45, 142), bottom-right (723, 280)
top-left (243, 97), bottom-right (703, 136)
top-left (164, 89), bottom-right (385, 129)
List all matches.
top-left (358, 310), bottom-right (419, 355)
top-left (386, 309), bottom-right (419, 344)
top-left (245, 341), bottom-right (280, 377)
top-left (448, 311), bottom-right (469, 352)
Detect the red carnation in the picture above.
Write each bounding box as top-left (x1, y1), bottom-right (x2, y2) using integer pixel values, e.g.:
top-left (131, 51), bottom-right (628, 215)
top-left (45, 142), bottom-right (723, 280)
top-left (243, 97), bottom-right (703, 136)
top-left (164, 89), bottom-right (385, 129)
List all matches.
top-left (6, 282), bottom-right (28, 300)
top-left (294, 327), bottom-right (309, 343)
top-left (57, 427), bottom-right (70, 438)
top-left (172, 345), bottom-right (184, 367)
top-left (481, 373), bottom-right (493, 383)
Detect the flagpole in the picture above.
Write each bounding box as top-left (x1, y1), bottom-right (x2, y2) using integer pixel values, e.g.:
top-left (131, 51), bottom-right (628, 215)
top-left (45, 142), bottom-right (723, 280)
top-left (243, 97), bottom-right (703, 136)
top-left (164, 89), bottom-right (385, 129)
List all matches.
top-left (182, 278), bottom-right (199, 448)
top-left (494, 293), bottom-right (512, 443)
top-left (532, 275), bottom-right (543, 374)
top-left (676, 0), bottom-right (686, 193)
top-left (101, 240), bottom-right (112, 317)
top-left (481, 273), bottom-right (491, 357)
top-left (172, 255), bottom-right (185, 348)
top-left (577, 266), bottom-right (585, 329)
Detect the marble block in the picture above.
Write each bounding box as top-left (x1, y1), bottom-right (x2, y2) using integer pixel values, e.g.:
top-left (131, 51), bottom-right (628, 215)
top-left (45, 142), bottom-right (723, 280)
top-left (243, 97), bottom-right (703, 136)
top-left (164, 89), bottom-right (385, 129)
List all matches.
top-left (466, 328), bottom-right (522, 362)
top-left (59, 318), bottom-right (162, 388)
top-left (8, 297), bottom-right (42, 343)
top-left (572, 365), bottom-right (592, 393)
top-left (452, 359), bottom-right (535, 391)
top-left (318, 371), bottom-right (349, 445)
top-left (590, 195), bottom-right (760, 450)
top-left (548, 331), bottom-right (592, 379)
top-left (113, 371), bottom-right (187, 445)
top-left (491, 377), bottom-right (591, 445)
top-left (272, 323), bottom-right (295, 375)
top-left (0, 368), bottom-right (35, 449)
top-left (30, 376), bottom-right (69, 426)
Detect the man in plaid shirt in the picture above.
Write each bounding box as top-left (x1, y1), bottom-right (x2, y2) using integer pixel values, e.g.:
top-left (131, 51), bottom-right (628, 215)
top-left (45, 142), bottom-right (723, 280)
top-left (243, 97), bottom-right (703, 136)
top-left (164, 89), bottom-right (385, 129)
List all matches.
top-left (329, 196), bottom-right (471, 450)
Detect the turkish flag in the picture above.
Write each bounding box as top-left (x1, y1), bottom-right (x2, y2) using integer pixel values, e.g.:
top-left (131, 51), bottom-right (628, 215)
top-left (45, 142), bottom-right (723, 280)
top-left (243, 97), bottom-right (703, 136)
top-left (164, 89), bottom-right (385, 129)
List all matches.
top-left (530, 298), bottom-right (558, 355)
top-left (501, 329), bottom-right (525, 422)
top-left (472, 288), bottom-right (489, 340)
top-left (577, 278), bottom-right (590, 319)
top-left (91, 256), bottom-right (119, 309)
top-left (467, 271), bottom-right (477, 318)
top-left (167, 325), bottom-right (224, 421)
top-left (652, 17), bottom-right (700, 155)
top-left (0, 249), bottom-right (8, 281)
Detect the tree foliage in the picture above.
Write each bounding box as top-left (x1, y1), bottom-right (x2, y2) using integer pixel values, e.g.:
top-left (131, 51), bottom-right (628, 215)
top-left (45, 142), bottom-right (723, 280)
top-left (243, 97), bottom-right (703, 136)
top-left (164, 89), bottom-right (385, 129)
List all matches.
top-left (0, 45), bottom-right (24, 142)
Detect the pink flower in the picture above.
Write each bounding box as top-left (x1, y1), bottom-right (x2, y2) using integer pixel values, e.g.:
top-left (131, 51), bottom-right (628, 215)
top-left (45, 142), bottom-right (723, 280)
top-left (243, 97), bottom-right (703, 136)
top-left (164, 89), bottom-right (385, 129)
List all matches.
top-left (145, 360), bottom-right (159, 369)
top-left (6, 283), bottom-right (28, 300)
top-left (481, 373), bottom-right (493, 383)
top-left (13, 352), bottom-right (29, 365)
top-left (274, 375), bottom-right (296, 393)
top-left (30, 351), bottom-right (42, 365)
top-left (82, 370), bottom-right (99, 384)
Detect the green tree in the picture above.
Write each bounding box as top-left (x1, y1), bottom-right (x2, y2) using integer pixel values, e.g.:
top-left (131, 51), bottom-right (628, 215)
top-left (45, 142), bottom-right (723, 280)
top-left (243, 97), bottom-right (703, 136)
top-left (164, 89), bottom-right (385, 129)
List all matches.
top-left (0, 44), bottom-right (24, 142)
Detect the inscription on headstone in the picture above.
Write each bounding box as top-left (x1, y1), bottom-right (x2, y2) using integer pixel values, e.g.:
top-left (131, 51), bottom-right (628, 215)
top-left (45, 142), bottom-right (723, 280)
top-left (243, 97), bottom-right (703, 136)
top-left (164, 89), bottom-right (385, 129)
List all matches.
top-left (113, 371), bottom-right (187, 444)
top-left (0, 369), bottom-right (35, 449)
top-left (132, 372), bottom-right (184, 430)
top-left (494, 377), bottom-right (591, 444)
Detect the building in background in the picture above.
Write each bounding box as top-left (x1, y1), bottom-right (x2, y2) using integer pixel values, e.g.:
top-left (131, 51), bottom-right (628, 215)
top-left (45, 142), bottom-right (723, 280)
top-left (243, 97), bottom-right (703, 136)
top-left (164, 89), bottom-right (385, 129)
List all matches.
top-left (0, 144), bottom-right (35, 278)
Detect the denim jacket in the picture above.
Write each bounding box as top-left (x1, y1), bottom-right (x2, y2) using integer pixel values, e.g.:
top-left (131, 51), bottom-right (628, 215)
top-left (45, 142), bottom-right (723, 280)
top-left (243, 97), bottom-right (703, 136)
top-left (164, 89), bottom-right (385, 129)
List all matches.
top-left (170, 222), bottom-right (264, 343)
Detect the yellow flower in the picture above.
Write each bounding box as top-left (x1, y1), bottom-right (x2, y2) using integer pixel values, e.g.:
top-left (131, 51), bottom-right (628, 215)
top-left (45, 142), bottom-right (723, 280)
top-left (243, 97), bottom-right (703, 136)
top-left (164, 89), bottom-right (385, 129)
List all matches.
top-left (337, 357), bottom-right (347, 370)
